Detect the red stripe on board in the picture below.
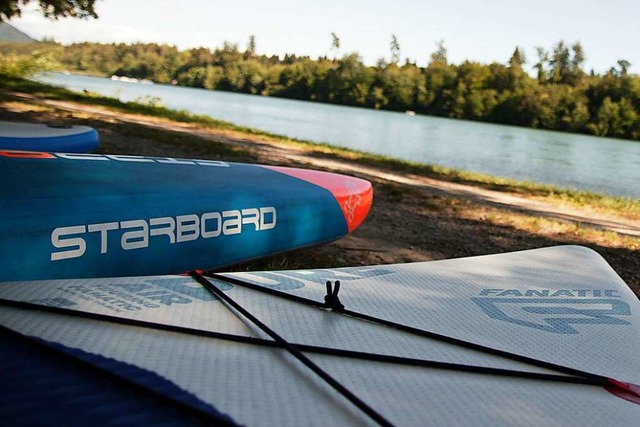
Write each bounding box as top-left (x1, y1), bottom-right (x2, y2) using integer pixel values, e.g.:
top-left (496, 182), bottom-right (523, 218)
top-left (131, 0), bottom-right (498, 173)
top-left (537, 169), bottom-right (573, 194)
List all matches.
top-left (0, 151), bottom-right (55, 159)
top-left (264, 166), bottom-right (373, 233)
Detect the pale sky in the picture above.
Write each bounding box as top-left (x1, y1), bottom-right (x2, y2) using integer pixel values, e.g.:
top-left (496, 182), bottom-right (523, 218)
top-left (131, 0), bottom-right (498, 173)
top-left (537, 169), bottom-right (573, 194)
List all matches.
top-left (9, 0), bottom-right (639, 74)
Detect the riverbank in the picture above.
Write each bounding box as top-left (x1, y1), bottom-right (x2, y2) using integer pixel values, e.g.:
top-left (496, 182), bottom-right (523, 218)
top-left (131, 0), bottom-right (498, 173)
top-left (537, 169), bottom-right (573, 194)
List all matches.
top-left (1, 79), bottom-right (638, 296)
top-left (5, 76), bottom-right (640, 216)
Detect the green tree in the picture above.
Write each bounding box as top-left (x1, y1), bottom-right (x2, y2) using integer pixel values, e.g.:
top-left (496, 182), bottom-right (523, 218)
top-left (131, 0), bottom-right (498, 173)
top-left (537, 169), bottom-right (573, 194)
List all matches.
top-left (567, 42), bottom-right (585, 85)
top-left (617, 59), bottom-right (631, 76)
top-left (241, 60), bottom-right (266, 94)
top-left (215, 41), bottom-right (242, 66)
top-left (509, 47), bottom-right (526, 70)
top-left (338, 53), bottom-right (374, 105)
top-left (0, 0), bottom-right (97, 21)
top-left (0, 51), bottom-right (57, 77)
top-left (377, 62), bottom-right (414, 110)
top-left (245, 35), bottom-right (256, 59)
top-left (176, 66), bottom-right (208, 88)
top-left (430, 40), bottom-right (447, 65)
top-left (425, 54), bottom-right (456, 115)
top-left (506, 47), bottom-right (527, 92)
top-left (533, 47), bottom-right (548, 82)
top-left (390, 34), bottom-right (400, 64)
top-left (591, 97), bottom-right (639, 138)
top-left (549, 41), bottom-right (570, 84)
top-left (571, 43), bottom-right (585, 73)
top-left (592, 97), bottom-right (620, 137)
top-left (330, 32), bottom-right (340, 65)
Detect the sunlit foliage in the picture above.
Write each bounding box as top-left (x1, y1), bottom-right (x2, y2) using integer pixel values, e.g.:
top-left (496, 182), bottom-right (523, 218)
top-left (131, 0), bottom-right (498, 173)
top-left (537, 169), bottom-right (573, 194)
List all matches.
top-left (2, 38), bottom-right (639, 140)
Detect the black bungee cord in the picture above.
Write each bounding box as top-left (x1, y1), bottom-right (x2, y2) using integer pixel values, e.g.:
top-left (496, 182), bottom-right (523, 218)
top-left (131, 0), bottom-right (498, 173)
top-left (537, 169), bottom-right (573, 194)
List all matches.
top-left (1, 268), bottom-right (638, 427)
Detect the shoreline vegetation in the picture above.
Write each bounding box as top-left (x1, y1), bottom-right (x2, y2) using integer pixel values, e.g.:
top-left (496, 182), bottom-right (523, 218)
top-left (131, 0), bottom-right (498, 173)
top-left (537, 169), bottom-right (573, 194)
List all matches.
top-left (1, 39), bottom-right (640, 142)
top-left (2, 76), bottom-right (639, 218)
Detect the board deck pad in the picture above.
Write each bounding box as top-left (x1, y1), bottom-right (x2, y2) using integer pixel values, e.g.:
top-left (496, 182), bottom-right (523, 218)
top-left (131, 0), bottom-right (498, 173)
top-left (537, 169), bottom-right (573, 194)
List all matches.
top-left (0, 152), bottom-right (372, 281)
top-left (0, 121), bottom-right (99, 153)
top-left (0, 246), bottom-right (638, 425)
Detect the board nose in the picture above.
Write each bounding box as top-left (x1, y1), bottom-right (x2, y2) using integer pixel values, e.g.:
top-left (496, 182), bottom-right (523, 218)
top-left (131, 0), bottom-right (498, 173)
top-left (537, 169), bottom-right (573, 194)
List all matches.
top-left (262, 166), bottom-right (373, 232)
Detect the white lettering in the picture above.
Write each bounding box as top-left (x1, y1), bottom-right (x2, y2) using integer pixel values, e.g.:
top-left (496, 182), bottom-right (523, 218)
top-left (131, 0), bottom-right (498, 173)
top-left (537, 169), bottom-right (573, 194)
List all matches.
top-left (51, 153), bottom-right (229, 167)
top-left (87, 222), bottom-right (119, 253)
top-left (176, 215), bottom-right (200, 242)
top-left (55, 153), bottom-right (108, 161)
top-left (241, 208), bottom-right (260, 231)
top-left (51, 225), bottom-right (87, 261)
top-left (201, 212), bottom-right (222, 238)
top-left (222, 210), bottom-right (242, 235)
top-left (156, 157), bottom-right (196, 165)
top-left (51, 206), bottom-right (277, 261)
top-left (120, 220), bottom-right (149, 250)
top-left (105, 155), bottom-right (154, 162)
top-left (150, 217), bottom-right (176, 244)
top-left (196, 160), bottom-right (230, 167)
top-left (260, 207), bottom-right (277, 230)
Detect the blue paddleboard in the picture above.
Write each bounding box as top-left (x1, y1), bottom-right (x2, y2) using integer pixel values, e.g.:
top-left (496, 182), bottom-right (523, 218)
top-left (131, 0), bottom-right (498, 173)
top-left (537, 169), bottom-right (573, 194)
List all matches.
top-left (0, 151), bottom-right (372, 281)
top-left (0, 121), bottom-right (99, 153)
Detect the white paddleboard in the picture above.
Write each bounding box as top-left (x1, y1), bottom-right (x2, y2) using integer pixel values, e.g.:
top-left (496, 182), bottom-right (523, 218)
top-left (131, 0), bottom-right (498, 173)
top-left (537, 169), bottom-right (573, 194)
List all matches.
top-left (0, 246), bottom-right (638, 425)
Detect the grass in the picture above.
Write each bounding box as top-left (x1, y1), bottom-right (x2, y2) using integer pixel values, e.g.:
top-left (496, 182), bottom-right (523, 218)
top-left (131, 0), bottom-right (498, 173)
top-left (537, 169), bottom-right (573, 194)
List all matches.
top-left (2, 74), bottom-right (639, 218)
top-left (480, 211), bottom-right (640, 250)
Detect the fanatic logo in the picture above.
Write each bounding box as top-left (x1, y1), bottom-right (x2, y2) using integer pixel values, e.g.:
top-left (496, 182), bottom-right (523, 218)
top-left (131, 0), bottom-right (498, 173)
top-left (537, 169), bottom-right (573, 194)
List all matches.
top-left (472, 288), bottom-right (632, 334)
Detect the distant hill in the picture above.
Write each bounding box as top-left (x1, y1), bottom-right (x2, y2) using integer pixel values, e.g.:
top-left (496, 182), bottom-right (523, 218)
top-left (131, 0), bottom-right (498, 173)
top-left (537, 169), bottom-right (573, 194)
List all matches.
top-left (0, 22), bottom-right (37, 43)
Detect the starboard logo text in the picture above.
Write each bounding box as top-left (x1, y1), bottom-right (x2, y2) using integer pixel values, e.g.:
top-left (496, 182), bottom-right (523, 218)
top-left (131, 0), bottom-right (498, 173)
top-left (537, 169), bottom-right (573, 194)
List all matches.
top-left (472, 288), bottom-right (632, 334)
top-left (51, 207), bottom-right (277, 261)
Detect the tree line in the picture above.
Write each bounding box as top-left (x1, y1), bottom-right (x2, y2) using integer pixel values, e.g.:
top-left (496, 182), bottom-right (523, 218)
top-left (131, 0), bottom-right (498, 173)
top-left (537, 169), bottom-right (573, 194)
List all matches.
top-left (2, 37), bottom-right (639, 140)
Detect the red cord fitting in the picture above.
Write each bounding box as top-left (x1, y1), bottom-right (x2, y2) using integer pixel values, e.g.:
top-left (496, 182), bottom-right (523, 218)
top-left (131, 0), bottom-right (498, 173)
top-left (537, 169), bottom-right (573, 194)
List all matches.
top-left (605, 378), bottom-right (640, 405)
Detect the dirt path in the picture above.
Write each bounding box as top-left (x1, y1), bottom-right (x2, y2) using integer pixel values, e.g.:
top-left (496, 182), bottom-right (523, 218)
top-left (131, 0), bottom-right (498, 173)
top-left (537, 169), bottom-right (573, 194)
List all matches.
top-left (2, 92), bottom-right (639, 295)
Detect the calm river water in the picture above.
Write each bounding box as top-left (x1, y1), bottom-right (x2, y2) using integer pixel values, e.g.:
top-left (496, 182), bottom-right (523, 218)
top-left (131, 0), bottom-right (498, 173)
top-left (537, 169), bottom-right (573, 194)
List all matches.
top-left (37, 73), bottom-right (640, 199)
